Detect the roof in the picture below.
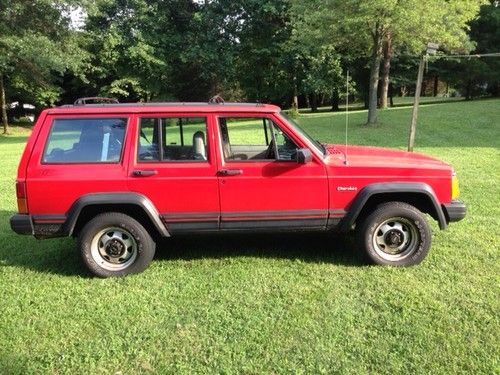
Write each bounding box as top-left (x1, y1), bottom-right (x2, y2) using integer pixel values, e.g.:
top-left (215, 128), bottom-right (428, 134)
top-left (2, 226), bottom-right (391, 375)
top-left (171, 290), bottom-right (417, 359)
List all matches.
top-left (47, 102), bottom-right (281, 115)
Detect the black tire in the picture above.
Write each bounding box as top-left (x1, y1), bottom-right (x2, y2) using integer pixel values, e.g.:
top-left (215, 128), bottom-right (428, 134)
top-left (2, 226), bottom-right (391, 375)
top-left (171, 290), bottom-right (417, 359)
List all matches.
top-left (356, 202), bottom-right (431, 266)
top-left (78, 212), bottom-right (156, 277)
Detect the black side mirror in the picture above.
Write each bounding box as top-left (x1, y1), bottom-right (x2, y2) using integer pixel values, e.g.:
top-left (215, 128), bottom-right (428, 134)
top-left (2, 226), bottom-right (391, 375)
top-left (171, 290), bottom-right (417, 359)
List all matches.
top-left (296, 148), bottom-right (312, 164)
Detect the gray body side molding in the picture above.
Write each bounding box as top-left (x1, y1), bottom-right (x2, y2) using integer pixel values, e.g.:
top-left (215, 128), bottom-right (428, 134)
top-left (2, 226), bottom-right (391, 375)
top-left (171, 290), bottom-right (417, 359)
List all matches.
top-left (339, 182), bottom-right (447, 232)
top-left (63, 192), bottom-right (170, 237)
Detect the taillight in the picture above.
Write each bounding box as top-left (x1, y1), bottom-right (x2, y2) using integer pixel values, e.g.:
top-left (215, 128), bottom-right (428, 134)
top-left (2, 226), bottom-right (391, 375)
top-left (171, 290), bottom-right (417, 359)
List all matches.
top-left (16, 181), bottom-right (28, 214)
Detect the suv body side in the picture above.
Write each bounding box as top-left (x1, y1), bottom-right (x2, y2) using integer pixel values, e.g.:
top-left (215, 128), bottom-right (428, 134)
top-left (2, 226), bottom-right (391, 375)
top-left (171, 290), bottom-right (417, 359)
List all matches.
top-left (14, 106), bottom-right (461, 238)
top-left (10, 102), bottom-right (466, 276)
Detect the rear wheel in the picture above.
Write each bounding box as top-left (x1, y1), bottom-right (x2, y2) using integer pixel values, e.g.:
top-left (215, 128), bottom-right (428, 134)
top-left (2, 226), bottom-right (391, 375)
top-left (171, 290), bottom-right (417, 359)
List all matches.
top-left (356, 202), bottom-right (431, 266)
top-left (78, 212), bottom-right (156, 277)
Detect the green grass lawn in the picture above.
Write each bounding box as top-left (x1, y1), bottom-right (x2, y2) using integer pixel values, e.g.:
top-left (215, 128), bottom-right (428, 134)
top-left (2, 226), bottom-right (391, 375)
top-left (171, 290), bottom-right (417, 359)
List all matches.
top-left (0, 99), bottom-right (499, 374)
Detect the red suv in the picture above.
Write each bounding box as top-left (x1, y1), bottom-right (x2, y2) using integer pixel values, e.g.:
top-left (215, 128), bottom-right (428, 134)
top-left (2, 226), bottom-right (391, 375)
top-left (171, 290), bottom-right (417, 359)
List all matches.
top-left (10, 99), bottom-right (466, 277)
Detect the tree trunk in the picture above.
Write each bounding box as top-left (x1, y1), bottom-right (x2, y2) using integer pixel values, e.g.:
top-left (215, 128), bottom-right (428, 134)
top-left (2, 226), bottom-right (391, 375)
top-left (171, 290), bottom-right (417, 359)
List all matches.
top-left (433, 76), bottom-right (439, 97)
top-left (421, 79), bottom-right (427, 97)
top-left (331, 90), bottom-right (340, 111)
top-left (380, 34), bottom-right (392, 109)
top-left (0, 74), bottom-right (8, 134)
top-left (401, 85), bottom-right (407, 97)
top-left (310, 93), bottom-right (318, 112)
top-left (465, 79), bottom-right (473, 100)
top-left (389, 82), bottom-right (394, 107)
top-left (292, 93), bottom-right (299, 110)
top-left (292, 73), bottom-right (299, 111)
top-left (367, 28), bottom-right (383, 124)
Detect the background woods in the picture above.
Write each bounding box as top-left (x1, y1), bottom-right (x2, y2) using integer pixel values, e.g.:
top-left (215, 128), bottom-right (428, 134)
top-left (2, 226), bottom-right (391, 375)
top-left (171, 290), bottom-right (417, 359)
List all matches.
top-left (1, 0), bottom-right (498, 133)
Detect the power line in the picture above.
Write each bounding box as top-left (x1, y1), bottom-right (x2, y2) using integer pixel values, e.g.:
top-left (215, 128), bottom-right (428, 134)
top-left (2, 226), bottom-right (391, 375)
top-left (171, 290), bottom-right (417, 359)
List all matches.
top-left (395, 52), bottom-right (500, 60)
top-left (427, 52), bottom-right (500, 59)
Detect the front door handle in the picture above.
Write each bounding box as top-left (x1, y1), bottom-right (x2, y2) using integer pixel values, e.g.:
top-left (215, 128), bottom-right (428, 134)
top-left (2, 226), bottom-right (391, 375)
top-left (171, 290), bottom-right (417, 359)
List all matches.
top-left (218, 169), bottom-right (243, 176)
top-left (132, 170), bottom-right (158, 177)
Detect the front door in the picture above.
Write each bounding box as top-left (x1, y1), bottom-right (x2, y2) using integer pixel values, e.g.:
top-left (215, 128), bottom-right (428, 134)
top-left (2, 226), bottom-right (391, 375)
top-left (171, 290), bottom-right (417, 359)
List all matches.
top-left (215, 114), bottom-right (329, 230)
top-left (127, 113), bottom-right (220, 234)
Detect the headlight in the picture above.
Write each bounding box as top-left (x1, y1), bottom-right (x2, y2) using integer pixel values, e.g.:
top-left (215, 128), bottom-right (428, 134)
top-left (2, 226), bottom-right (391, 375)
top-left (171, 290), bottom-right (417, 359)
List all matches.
top-left (451, 172), bottom-right (460, 200)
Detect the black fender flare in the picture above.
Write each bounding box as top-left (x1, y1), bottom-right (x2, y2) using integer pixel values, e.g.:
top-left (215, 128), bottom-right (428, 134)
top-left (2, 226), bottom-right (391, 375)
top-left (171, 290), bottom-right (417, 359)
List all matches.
top-left (63, 192), bottom-right (170, 237)
top-left (339, 182), bottom-right (447, 232)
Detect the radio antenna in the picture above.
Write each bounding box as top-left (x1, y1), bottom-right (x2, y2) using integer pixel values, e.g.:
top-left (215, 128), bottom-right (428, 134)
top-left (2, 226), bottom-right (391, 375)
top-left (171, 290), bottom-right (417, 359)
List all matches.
top-left (344, 70), bottom-right (349, 165)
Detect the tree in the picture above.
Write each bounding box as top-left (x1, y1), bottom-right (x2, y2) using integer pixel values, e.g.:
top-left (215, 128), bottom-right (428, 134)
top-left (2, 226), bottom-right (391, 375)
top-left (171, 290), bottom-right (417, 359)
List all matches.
top-left (288, 1), bottom-right (348, 111)
top-left (298, 47), bottom-right (343, 111)
top-left (79, 0), bottom-right (171, 102)
top-left (0, 0), bottom-right (85, 133)
top-left (78, 0), bottom-right (245, 103)
top-left (235, 0), bottom-right (293, 104)
top-left (378, 0), bottom-right (488, 110)
top-left (469, 0), bottom-right (500, 96)
top-left (291, 0), bottom-right (486, 124)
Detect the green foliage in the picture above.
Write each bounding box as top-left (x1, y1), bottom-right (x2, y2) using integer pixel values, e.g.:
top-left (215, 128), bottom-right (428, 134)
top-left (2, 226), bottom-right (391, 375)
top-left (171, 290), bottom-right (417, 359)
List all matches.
top-left (235, 0), bottom-right (293, 104)
top-left (297, 48), bottom-right (342, 97)
top-left (2, 0), bottom-right (496, 112)
top-left (0, 0), bottom-right (87, 107)
top-left (424, 1), bottom-right (500, 99)
top-left (290, 0), bottom-right (487, 122)
top-left (469, 0), bottom-right (500, 96)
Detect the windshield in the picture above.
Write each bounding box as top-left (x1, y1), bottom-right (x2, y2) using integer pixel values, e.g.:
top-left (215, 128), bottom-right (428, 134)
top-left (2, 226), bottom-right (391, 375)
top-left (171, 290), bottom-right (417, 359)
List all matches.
top-left (278, 112), bottom-right (326, 155)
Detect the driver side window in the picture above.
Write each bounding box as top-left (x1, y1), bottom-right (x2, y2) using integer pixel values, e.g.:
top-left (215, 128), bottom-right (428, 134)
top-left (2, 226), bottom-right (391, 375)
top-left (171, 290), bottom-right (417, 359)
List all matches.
top-left (219, 117), bottom-right (298, 161)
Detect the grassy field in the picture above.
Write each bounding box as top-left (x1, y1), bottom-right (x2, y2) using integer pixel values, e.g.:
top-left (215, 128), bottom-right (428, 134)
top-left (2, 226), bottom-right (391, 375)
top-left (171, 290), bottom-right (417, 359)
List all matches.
top-left (0, 99), bottom-right (499, 374)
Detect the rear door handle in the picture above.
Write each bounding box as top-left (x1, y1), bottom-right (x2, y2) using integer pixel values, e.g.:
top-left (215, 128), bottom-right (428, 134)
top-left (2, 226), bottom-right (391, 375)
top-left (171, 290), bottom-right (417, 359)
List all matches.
top-left (132, 170), bottom-right (158, 177)
top-left (218, 169), bottom-right (243, 176)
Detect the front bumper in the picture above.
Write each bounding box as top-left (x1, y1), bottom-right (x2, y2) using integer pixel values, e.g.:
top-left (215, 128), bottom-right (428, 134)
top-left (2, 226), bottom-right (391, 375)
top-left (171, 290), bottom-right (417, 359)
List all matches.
top-left (10, 214), bottom-right (34, 235)
top-left (442, 200), bottom-right (467, 223)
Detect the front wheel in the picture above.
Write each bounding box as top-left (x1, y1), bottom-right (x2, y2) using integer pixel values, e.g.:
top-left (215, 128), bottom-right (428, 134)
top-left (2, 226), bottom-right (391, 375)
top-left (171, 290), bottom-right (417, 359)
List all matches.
top-left (78, 212), bottom-right (156, 277)
top-left (356, 202), bottom-right (431, 266)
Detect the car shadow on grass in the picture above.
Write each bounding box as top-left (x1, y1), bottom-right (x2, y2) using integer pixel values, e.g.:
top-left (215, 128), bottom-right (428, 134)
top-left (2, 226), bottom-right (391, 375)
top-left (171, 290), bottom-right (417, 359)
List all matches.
top-left (0, 235), bottom-right (88, 278)
top-left (156, 232), bottom-right (364, 267)
top-left (0, 226), bottom-right (364, 277)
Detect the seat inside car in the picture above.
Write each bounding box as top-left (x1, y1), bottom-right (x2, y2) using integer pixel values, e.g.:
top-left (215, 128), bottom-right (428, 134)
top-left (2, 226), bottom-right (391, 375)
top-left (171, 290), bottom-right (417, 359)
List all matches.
top-left (192, 130), bottom-right (207, 160)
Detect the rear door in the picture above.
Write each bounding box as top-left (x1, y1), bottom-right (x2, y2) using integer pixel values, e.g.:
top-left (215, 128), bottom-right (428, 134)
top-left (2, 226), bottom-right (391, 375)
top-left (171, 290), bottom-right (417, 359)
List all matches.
top-left (127, 113), bottom-right (220, 234)
top-left (215, 113), bottom-right (329, 230)
top-left (27, 114), bottom-right (131, 217)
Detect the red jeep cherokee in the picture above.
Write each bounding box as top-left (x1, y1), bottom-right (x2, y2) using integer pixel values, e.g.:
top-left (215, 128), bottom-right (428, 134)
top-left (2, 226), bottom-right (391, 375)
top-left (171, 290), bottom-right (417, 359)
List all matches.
top-left (10, 99), bottom-right (466, 277)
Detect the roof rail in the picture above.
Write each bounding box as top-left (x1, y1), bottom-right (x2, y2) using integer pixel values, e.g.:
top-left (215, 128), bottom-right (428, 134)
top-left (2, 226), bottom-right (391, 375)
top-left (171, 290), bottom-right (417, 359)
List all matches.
top-left (74, 97), bottom-right (119, 106)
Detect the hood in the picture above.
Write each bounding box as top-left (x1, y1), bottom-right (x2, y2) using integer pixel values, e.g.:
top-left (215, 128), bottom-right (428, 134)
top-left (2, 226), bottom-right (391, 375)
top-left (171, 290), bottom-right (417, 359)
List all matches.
top-left (323, 144), bottom-right (451, 170)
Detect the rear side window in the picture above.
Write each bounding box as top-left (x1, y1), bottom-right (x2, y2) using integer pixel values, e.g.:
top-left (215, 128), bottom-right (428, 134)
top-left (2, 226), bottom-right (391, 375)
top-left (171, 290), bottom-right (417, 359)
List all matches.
top-left (43, 118), bottom-right (127, 163)
top-left (138, 117), bottom-right (208, 162)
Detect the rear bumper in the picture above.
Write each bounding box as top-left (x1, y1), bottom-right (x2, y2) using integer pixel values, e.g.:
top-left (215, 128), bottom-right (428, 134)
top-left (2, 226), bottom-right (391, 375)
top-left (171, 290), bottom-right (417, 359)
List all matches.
top-left (10, 214), bottom-right (34, 235)
top-left (10, 214), bottom-right (67, 238)
top-left (442, 200), bottom-right (467, 223)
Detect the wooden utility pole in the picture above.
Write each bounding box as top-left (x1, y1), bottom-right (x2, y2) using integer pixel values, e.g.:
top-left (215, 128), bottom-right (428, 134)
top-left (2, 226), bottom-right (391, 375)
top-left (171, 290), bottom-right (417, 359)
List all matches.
top-left (408, 43), bottom-right (438, 152)
top-left (407, 55), bottom-right (425, 152)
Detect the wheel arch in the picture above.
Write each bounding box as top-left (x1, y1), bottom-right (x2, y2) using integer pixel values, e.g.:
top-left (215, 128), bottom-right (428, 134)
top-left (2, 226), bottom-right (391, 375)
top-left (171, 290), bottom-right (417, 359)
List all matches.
top-left (339, 182), bottom-right (447, 232)
top-left (64, 193), bottom-right (170, 238)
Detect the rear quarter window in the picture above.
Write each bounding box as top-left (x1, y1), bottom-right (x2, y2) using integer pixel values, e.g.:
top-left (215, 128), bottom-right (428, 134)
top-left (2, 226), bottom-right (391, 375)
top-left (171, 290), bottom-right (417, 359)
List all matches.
top-left (43, 118), bottom-right (127, 163)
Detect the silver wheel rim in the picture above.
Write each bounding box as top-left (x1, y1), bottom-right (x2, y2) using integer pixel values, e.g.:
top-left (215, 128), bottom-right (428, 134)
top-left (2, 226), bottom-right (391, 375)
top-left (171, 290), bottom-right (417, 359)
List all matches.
top-left (90, 227), bottom-right (138, 271)
top-left (372, 217), bottom-right (419, 261)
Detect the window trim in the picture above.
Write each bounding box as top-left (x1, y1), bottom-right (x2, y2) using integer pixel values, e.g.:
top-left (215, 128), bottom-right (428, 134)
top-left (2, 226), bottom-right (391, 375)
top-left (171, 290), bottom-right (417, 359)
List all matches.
top-left (278, 112), bottom-right (326, 157)
top-left (41, 116), bottom-right (129, 165)
top-left (217, 115), bottom-right (298, 163)
top-left (136, 115), bottom-right (210, 164)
